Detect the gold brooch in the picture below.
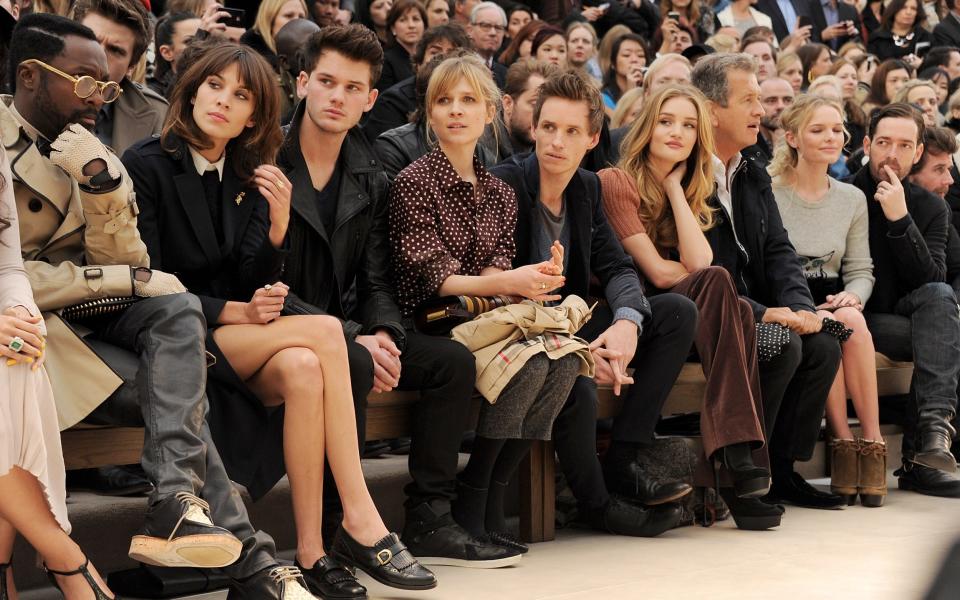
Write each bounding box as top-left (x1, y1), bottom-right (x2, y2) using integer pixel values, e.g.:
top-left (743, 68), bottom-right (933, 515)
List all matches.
top-left (234, 192), bottom-right (245, 206)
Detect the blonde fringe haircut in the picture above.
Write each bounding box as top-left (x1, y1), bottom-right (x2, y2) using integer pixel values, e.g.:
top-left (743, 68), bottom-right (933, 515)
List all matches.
top-left (767, 93), bottom-right (847, 180)
top-left (252, 0), bottom-right (310, 54)
top-left (425, 53), bottom-right (501, 147)
top-left (616, 84), bottom-right (716, 249)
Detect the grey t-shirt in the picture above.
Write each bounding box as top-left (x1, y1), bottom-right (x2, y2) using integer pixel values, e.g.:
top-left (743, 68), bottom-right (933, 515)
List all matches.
top-left (531, 198), bottom-right (570, 271)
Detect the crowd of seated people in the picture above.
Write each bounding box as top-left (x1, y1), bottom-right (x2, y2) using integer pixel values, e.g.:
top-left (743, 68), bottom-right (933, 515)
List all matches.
top-left (2, 0), bottom-right (960, 597)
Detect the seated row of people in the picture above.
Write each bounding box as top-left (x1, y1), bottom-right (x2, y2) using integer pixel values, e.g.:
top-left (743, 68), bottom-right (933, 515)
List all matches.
top-left (1, 12), bottom-right (959, 600)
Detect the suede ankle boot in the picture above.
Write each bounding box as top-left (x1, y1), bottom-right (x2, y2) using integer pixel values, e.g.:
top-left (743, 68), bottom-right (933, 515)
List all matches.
top-left (829, 439), bottom-right (859, 505)
top-left (858, 439), bottom-right (887, 507)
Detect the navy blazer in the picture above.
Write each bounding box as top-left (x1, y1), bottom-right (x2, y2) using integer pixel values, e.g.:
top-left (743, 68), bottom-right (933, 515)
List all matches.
top-left (490, 152), bottom-right (652, 323)
top-left (755, 0), bottom-right (813, 41)
top-left (122, 135), bottom-right (287, 326)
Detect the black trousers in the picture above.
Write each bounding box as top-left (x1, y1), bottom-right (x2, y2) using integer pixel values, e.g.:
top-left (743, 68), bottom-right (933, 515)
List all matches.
top-left (759, 330), bottom-right (841, 462)
top-left (334, 330), bottom-right (476, 518)
top-left (553, 294), bottom-right (699, 511)
top-left (84, 294), bottom-right (276, 580)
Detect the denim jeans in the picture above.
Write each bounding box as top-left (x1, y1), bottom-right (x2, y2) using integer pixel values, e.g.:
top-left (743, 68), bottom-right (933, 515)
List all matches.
top-left (865, 282), bottom-right (960, 460)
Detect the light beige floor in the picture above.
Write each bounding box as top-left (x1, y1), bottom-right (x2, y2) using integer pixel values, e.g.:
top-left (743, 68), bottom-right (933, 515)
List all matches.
top-left (21, 476), bottom-right (960, 600)
top-left (359, 476), bottom-right (959, 600)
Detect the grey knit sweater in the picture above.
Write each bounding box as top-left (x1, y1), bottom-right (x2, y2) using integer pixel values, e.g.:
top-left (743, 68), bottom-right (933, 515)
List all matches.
top-left (772, 176), bottom-right (875, 305)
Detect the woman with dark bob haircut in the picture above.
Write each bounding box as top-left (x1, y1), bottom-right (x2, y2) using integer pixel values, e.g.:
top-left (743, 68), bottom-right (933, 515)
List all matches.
top-left (121, 43), bottom-right (435, 599)
top-left (867, 0), bottom-right (931, 62)
top-left (378, 0), bottom-right (427, 90)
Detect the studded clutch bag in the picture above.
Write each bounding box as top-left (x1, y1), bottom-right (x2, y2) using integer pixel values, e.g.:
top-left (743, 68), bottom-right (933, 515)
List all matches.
top-left (61, 296), bottom-right (140, 324)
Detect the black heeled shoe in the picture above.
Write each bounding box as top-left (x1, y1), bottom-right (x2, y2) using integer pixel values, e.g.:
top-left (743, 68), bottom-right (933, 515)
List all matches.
top-left (46, 558), bottom-right (118, 599)
top-left (1, 559), bottom-right (10, 600)
top-left (331, 527), bottom-right (437, 591)
top-left (718, 488), bottom-right (783, 531)
top-left (718, 443), bottom-right (771, 498)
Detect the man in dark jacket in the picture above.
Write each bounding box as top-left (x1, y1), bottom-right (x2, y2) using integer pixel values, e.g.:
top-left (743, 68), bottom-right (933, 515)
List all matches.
top-left (934, 0), bottom-right (960, 48)
top-left (278, 26), bottom-right (518, 582)
top-left (805, 0), bottom-right (861, 50)
top-left (692, 53), bottom-right (845, 510)
top-left (851, 104), bottom-right (960, 496)
top-left (492, 71), bottom-right (694, 538)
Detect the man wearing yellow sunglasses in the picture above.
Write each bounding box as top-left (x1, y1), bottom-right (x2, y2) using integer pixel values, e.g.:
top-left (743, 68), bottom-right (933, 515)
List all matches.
top-left (2, 13), bottom-right (303, 600)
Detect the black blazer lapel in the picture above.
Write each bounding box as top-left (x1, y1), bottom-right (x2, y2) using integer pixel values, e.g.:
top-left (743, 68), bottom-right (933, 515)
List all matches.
top-left (222, 163), bottom-right (256, 253)
top-left (563, 171), bottom-right (591, 292)
top-left (173, 167), bottom-right (221, 265)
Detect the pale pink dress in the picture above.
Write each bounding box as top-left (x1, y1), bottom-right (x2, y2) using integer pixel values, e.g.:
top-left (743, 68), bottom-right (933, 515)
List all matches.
top-left (0, 147), bottom-right (69, 532)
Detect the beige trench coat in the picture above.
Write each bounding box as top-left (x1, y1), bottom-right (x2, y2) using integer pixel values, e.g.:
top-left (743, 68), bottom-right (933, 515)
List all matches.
top-left (450, 296), bottom-right (597, 404)
top-left (1, 96), bottom-right (149, 430)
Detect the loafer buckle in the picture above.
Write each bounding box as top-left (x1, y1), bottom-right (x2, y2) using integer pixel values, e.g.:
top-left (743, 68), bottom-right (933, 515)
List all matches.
top-left (376, 549), bottom-right (393, 566)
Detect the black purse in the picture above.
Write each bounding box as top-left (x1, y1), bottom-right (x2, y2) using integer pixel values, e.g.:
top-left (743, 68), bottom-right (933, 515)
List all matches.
top-left (756, 322), bottom-right (791, 362)
top-left (60, 296), bottom-right (140, 325)
top-left (413, 295), bottom-right (522, 335)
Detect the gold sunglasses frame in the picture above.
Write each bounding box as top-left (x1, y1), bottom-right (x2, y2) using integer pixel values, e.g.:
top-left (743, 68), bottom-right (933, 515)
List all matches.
top-left (20, 59), bottom-right (123, 103)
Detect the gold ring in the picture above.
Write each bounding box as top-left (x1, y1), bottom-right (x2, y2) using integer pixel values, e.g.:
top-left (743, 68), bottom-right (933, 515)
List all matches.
top-left (275, 179), bottom-right (285, 189)
top-left (540, 282), bottom-right (547, 290)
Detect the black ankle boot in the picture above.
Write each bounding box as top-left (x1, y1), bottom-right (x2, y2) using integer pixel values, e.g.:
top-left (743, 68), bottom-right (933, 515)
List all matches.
top-left (915, 410), bottom-right (958, 473)
top-left (603, 443), bottom-right (693, 505)
top-left (451, 480), bottom-right (489, 538)
top-left (719, 443), bottom-right (770, 498)
top-left (717, 489), bottom-right (783, 531)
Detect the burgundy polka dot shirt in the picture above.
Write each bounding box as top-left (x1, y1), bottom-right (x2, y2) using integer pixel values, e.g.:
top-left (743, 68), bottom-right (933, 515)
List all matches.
top-left (389, 147), bottom-right (517, 315)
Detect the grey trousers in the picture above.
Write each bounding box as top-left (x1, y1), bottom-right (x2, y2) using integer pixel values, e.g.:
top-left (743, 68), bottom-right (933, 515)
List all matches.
top-left (85, 293), bottom-right (276, 580)
top-left (865, 282), bottom-right (960, 460)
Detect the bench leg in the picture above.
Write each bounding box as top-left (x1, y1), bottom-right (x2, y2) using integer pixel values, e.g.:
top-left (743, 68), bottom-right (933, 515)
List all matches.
top-left (519, 440), bottom-right (555, 543)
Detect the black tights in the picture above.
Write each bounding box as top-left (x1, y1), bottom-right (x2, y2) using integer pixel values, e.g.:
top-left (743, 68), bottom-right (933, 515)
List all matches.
top-left (453, 437), bottom-right (534, 535)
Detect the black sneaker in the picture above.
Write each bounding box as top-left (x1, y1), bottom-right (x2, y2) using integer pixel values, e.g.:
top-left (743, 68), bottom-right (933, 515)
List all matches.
top-left (401, 503), bottom-right (521, 569)
top-left (129, 492), bottom-right (242, 568)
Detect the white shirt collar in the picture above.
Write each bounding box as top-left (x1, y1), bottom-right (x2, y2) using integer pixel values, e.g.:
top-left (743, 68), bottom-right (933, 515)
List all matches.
top-left (712, 153), bottom-right (742, 192)
top-left (188, 146), bottom-right (225, 181)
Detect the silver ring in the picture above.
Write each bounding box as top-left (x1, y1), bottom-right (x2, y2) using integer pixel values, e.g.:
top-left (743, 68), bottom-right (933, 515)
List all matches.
top-left (8, 336), bottom-right (24, 353)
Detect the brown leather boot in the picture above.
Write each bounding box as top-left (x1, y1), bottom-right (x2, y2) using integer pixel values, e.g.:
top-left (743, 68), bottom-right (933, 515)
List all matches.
top-left (858, 439), bottom-right (887, 507)
top-left (830, 439), bottom-right (859, 505)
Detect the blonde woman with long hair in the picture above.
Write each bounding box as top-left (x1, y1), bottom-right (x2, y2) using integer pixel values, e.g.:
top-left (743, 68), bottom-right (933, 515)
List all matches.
top-left (600, 85), bottom-right (779, 531)
top-left (390, 54), bottom-right (576, 558)
top-left (769, 94), bottom-right (886, 507)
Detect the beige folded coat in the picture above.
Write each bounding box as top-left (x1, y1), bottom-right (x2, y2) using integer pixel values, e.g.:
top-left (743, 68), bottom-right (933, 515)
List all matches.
top-left (451, 296), bottom-right (596, 404)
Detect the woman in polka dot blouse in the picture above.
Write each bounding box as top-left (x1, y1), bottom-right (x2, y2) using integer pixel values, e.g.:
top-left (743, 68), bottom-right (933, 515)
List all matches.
top-left (389, 54), bottom-right (582, 556)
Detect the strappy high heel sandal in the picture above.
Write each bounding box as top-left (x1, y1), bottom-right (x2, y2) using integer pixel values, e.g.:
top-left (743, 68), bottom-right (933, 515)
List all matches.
top-left (45, 558), bottom-right (118, 599)
top-left (0, 559), bottom-right (11, 600)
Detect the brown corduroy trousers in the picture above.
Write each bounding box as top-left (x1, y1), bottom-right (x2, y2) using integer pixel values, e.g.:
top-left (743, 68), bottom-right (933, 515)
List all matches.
top-left (669, 266), bottom-right (766, 461)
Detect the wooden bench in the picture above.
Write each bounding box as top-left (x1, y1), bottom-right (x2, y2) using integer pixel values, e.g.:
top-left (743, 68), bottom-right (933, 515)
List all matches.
top-left (60, 354), bottom-right (914, 544)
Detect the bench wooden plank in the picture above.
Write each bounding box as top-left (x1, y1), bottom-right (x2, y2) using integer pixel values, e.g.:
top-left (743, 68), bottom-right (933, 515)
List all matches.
top-left (61, 427), bottom-right (145, 470)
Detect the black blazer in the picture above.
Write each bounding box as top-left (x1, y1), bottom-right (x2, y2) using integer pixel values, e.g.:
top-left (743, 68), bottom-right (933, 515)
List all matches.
top-left (121, 135), bottom-right (287, 326)
top-left (867, 26), bottom-right (933, 61)
top-left (377, 44), bottom-right (414, 94)
top-left (490, 153), bottom-right (652, 323)
top-left (806, 0), bottom-right (862, 49)
top-left (934, 13), bottom-right (960, 47)
top-left (755, 0), bottom-right (813, 42)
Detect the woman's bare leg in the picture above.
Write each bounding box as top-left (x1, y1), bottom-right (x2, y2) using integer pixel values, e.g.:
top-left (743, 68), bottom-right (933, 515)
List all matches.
top-left (833, 307), bottom-right (883, 442)
top-left (819, 310), bottom-right (855, 440)
top-left (0, 517), bottom-right (17, 600)
top-left (213, 316), bottom-right (388, 555)
top-left (0, 467), bottom-right (111, 599)
top-left (247, 348), bottom-right (327, 567)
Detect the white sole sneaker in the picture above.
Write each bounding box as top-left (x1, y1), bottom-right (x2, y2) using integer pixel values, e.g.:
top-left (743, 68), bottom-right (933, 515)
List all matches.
top-left (413, 553), bottom-right (522, 569)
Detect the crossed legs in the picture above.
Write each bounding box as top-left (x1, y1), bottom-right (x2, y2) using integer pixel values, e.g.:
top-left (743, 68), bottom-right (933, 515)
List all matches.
top-left (212, 315), bottom-right (388, 567)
